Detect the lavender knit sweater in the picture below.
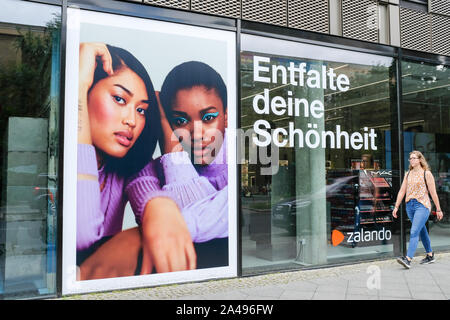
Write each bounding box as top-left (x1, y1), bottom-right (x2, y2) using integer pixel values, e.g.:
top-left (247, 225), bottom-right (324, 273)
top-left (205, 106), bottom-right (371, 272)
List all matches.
top-left (76, 134), bottom-right (228, 251)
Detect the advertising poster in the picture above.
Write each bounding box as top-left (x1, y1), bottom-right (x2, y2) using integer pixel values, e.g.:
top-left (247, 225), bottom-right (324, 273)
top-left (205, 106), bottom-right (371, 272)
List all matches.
top-left (63, 8), bottom-right (236, 294)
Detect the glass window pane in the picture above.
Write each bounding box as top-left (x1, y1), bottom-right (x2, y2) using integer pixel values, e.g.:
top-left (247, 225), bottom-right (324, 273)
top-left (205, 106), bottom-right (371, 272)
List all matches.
top-left (402, 60), bottom-right (450, 254)
top-left (0, 0), bottom-right (61, 299)
top-left (240, 34), bottom-right (399, 275)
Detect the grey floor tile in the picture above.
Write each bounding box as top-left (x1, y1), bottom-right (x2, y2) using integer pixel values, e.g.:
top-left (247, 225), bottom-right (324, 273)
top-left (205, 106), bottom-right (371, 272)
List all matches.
top-left (380, 284), bottom-right (409, 292)
top-left (380, 281), bottom-right (408, 289)
top-left (410, 292), bottom-right (447, 300)
top-left (404, 277), bottom-right (435, 285)
top-left (339, 273), bottom-right (368, 281)
top-left (403, 270), bottom-right (434, 277)
top-left (380, 274), bottom-right (408, 282)
top-left (403, 268), bottom-right (434, 275)
top-left (314, 285), bottom-right (347, 295)
top-left (284, 280), bottom-right (318, 291)
top-left (244, 295), bottom-right (276, 300)
top-left (436, 287), bottom-right (450, 296)
top-left (381, 277), bottom-right (408, 284)
top-left (310, 277), bottom-right (348, 285)
top-left (346, 294), bottom-right (379, 300)
top-left (175, 295), bottom-right (206, 300)
top-left (380, 284), bottom-right (410, 293)
top-left (347, 280), bottom-right (370, 289)
top-left (279, 289), bottom-right (315, 300)
top-left (346, 286), bottom-right (379, 296)
top-left (206, 290), bottom-right (249, 300)
top-left (433, 274), bottom-right (450, 282)
top-left (422, 265), bottom-right (448, 271)
top-left (405, 270), bottom-right (435, 276)
top-left (379, 289), bottom-right (412, 299)
top-left (437, 283), bottom-right (450, 290)
top-left (380, 296), bottom-right (412, 300)
top-left (382, 278), bottom-right (409, 286)
top-left (405, 281), bottom-right (437, 290)
top-left (312, 292), bottom-right (346, 300)
top-left (433, 280), bottom-right (450, 287)
top-left (382, 269), bottom-right (407, 276)
top-left (241, 286), bottom-right (285, 298)
top-left (310, 280), bottom-right (348, 293)
top-left (408, 284), bottom-right (443, 294)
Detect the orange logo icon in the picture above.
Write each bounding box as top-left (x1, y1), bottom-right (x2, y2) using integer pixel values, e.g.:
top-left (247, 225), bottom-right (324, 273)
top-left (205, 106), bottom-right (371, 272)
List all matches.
top-left (332, 230), bottom-right (345, 246)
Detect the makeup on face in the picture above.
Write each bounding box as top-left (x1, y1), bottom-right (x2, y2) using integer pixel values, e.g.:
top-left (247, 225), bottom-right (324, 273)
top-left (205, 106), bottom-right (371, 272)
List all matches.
top-left (87, 67), bottom-right (149, 159)
top-left (170, 85), bottom-right (227, 166)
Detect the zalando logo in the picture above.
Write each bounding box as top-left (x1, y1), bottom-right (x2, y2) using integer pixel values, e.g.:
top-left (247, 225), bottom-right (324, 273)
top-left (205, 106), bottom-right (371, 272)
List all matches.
top-left (331, 230), bottom-right (345, 246)
top-left (332, 228), bottom-right (392, 246)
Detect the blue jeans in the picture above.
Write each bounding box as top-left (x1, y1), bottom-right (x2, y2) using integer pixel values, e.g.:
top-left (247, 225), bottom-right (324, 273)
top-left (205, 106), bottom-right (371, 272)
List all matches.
top-left (406, 199), bottom-right (432, 259)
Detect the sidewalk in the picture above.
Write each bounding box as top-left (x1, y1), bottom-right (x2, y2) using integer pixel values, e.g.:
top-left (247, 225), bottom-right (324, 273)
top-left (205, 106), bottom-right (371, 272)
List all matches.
top-left (61, 252), bottom-right (450, 300)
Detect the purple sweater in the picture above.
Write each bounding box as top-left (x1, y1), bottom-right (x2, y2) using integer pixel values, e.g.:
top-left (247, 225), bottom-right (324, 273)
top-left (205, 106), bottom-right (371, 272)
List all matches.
top-left (76, 134), bottom-right (228, 251)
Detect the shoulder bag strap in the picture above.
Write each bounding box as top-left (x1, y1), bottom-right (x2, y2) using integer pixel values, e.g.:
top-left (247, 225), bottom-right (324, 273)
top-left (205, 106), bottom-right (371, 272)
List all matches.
top-left (424, 170), bottom-right (430, 193)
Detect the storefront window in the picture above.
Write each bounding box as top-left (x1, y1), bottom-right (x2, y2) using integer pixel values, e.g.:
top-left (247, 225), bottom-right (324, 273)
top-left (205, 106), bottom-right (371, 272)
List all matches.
top-left (402, 60), bottom-right (450, 253)
top-left (0, 0), bottom-right (61, 298)
top-left (240, 34), bottom-right (398, 274)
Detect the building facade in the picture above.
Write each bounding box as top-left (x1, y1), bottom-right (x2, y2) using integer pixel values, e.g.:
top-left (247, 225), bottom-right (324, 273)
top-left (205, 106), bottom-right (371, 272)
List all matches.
top-left (0, 0), bottom-right (449, 299)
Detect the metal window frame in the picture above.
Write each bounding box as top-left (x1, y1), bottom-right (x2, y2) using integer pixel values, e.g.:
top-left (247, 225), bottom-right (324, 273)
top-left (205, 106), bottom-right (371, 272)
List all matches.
top-left (56, 0), bottom-right (67, 299)
top-left (67, 0), bottom-right (237, 31)
top-left (396, 49), bottom-right (406, 256)
top-left (26, 0), bottom-right (448, 297)
top-left (0, 0), bottom-right (64, 300)
top-left (26, 0), bottom-right (62, 5)
top-left (238, 22), bottom-right (449, 275)
top-left (240, 19), bottom-right (396, 57)
top-left (239, 19), bottom-right (404, 276)
top-left (236, 19), bottom-right (243, 278)
top-left (400, 0), bottom-right (428, 12)
top-left (52, 0), bottom-right (239, 299)
top-left (402, 47), bottom-right (450, 65)
top-left (397, 50), bottom-right (450, 258)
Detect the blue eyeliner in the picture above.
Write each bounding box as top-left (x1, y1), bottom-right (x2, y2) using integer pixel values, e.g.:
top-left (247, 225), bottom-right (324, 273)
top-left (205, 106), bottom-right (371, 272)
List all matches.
top-left (202, 112), bottom-right (219, 121)
top-left (172, 116), bottom-right (189, 125)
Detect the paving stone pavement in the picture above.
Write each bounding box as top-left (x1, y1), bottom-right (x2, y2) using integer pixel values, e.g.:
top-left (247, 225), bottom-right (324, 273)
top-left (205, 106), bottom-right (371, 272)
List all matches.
top-left (59, 252), bottom-right (450, 300)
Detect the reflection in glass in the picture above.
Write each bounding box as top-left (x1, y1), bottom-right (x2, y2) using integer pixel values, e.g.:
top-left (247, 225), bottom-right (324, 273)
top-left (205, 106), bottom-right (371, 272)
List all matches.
top-left (240, 36), bottom-right (397, 275)
top-left (402, 60), bottom-right (450, 253)
top-left (0, 0), bottom-right (60, 298)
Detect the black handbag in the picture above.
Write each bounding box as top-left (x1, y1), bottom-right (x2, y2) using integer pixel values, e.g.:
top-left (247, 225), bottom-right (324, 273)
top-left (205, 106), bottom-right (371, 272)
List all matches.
top-left (423, 171), bottom-right (438, 221)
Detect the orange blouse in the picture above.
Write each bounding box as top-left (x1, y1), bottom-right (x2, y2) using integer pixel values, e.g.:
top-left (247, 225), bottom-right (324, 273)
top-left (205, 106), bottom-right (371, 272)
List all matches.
top-left (405, 169), bottom-right (431, 211)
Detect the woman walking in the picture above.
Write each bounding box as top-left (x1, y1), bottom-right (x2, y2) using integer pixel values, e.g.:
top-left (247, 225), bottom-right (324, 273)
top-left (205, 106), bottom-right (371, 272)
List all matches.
top-left (392, 150), bottom-right (444, 269)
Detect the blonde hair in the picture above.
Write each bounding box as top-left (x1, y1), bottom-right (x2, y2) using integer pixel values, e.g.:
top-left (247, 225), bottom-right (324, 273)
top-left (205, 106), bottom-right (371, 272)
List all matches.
top-left (409, 150), bottom-right (431, 171)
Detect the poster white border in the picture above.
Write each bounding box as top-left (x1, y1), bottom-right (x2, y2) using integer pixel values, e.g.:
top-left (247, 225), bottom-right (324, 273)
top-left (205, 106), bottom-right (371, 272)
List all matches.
top-left (62, 8), bottom-right (237, 295)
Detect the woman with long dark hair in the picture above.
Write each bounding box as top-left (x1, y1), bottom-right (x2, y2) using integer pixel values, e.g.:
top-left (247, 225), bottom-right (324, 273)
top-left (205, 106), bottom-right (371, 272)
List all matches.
top-left (76, 42), bottom-right (183, 264)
